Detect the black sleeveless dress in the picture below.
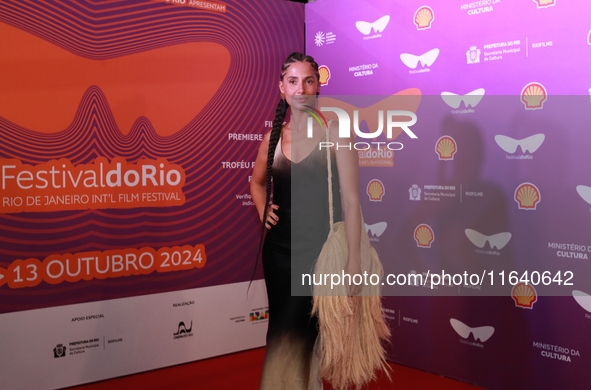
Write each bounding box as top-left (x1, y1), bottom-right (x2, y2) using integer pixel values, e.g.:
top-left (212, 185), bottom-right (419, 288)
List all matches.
top-left (260, 137), bottom-right (341, 390)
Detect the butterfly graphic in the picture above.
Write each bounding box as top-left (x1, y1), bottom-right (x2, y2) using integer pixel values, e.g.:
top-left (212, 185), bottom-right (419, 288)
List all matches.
top-left (572, 290), bottom-right (591, 313)
top-left (355, 15), bottom-right (390, 35)
top-left (364, 222), bottom-right (387, 237)
top-left (465, 229), bottom-right (512, 250)
top-left (400, 48), bottom-right (440, 69)
top-left (576, 185), bottom-right (591, 206)
top-left (450, 318), bottom-right (495, 342)
top-left (494, 134), bottom-right (545, 154)
top-left (441, 88), bottom-right (485, 109)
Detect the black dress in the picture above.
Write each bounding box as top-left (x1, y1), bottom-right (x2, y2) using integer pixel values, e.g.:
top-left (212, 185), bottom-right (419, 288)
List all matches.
top-left (260, 137), bottom-right (341, 390)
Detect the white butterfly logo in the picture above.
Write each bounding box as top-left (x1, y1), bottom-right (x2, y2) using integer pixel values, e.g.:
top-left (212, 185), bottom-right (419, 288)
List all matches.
top-left (355, 15), bottom-right (390, 35)
top-left (441, 88), bottom-right (485, 109)
top-left (364, 222), bottom-right (387, 237)
top-left (573, 290), bottom-right (591, 313)
top-left (450, 318), bottom-right (495, 342)
top-left (465, 229), bottom-right (512, 250)
top-left (494, 134), bottom-right (545, 154)
top-left (400, 48), bottom-right (440, 69)
top-left (576, 185), bottom-right (591, 206)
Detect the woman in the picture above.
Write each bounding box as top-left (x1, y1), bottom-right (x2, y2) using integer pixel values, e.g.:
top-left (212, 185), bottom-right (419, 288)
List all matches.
top-left (250, 52), bottom-right (361, 390)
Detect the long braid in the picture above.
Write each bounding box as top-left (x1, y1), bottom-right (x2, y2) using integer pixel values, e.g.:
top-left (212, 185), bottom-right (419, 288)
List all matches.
top-left (249, 52), bottom-right (319, 293)
top-left (248, 99), bottom-right (286, 292)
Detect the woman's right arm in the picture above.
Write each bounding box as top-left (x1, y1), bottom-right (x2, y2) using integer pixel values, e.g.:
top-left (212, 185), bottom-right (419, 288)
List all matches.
top-left (250, 131), bottom-right (278, 228)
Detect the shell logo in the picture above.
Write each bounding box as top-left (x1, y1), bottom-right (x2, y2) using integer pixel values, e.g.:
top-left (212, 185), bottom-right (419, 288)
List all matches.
top-left (367, 179), bottom-right (385, 201)
top-left (533, 0), bottom-right (556, 8)
top-left (318, 65), bottom-right (331, 86)
top-left (521, 82), bottom-right (547, 110)
top-left (512, 282), bottom-right (537, 309)
top-left (414, 224), bottom-right (434, 248)
top-left (414, 6), bottom-right (434, 30)
top-left (435, 136), bottom-right (457, 160)
top-left (515, 182), bottom-right (541, 210)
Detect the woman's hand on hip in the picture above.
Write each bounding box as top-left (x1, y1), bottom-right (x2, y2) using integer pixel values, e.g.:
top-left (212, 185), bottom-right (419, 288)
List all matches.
top-left (264, 204), bottom-right (279, 229)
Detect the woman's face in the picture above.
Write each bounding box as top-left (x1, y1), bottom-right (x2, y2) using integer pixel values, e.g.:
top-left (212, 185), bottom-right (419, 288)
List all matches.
top-left (279, 61), bottom-right (319, 111)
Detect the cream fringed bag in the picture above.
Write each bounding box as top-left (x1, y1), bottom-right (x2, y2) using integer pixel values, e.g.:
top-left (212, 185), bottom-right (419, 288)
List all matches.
top-left (311, 128), bottom-right (391, 390)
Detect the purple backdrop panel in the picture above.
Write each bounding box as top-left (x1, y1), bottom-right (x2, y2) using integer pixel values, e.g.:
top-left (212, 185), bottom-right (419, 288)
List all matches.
top-left (307, 0), bottom-right (591, 389)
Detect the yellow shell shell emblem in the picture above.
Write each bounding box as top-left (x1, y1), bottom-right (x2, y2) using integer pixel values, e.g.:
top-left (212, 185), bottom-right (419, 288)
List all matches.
top-left (414, 7), bottom-right (434, 30)
top-left (414, 224), bottom-right (434, 248)
top-left (318, 65), bottom-right (330, 86)
top-left (436, 136), bottom-right (457, 160)
top-left (515, 183), bottom-right (541, 210)
top-left (535, 0), bottom-right (555, 7)
top-left (367, 179), bottom-right (385, 201)
top-left (521, 82), bottom-right (547, 110)
top-left (512, 282), bottom-right (537, 308)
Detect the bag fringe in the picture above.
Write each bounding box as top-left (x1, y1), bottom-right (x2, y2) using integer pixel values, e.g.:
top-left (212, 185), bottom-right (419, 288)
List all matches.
top-left (312, 221), bottom-right (391, 390)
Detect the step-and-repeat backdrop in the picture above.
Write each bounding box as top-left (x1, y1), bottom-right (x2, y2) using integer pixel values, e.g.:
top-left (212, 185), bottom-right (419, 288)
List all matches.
top-left (0, 1), bottom-right (303, 388)
top-left (307, 0), bottom-right (591, 389)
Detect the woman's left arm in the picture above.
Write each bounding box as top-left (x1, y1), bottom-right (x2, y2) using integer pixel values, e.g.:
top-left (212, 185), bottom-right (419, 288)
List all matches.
top-left (331, 126), bottom-right (362, 295)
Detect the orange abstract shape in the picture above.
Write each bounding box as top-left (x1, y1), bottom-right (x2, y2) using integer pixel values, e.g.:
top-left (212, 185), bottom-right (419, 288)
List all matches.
top-left (367, 179), bottom-right (385, 201)
top-left (316, 88), bottom-right (422, 141)
top-left (414, 224), bottom-right (434, 248)
top-left (318, 65), bottom-right (331, 86)
top-left (0, 23), bottom-right (230, 135)
top-left (515, 183), bottom-right (541, 210)
top-left (512, 282), bottom-right (537, 309)
top-left (521, 82), bottom-right (547, 110)
top-left (414, 6), bottom-right (434, 30)
top-left (435, 136), bottom-right (457, 160)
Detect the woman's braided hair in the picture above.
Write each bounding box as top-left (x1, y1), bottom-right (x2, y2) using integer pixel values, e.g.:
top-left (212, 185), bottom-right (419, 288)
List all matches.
top-left (250, 52), bottom-right (320, 289)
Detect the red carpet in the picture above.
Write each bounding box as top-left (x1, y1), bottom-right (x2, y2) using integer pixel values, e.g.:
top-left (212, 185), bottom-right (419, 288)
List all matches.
top-left (67, 347), bottom-right (485, 389)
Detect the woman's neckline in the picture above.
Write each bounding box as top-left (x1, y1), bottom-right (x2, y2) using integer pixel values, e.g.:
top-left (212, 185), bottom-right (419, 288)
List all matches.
top-left (280, 132), bottom-right (326, 164)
